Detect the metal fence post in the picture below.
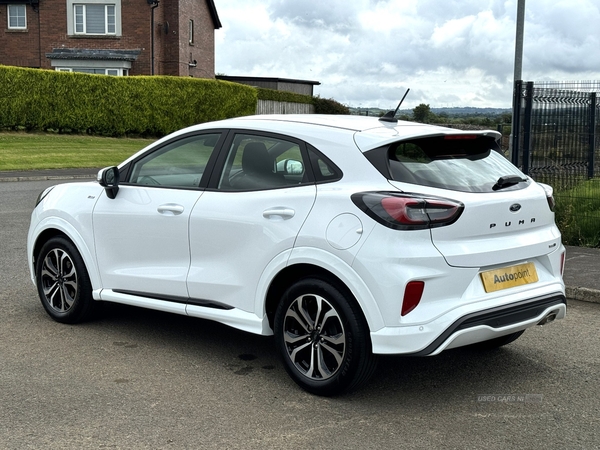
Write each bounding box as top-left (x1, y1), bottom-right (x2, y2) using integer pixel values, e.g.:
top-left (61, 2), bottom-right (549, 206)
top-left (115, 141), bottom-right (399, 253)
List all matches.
top-left (511, 80), bottom-right (523, 166)
top-left (589, 92), bottom-right (597, 179)
top-left (521, 82), bottom-right (534, 175)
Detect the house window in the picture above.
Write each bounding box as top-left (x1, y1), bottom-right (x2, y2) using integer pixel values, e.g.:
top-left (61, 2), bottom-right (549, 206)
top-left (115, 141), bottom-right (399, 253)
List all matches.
top-left (54, 67), bottom-right (127, 76)
top-left (66, 0), bottom-right (121, 36)
top-left (189, 19), bottom-right (194, 44)
top-left (74, 4), bottom-right (115, 34)
top-left (8, 5), bottom-right (27, 29)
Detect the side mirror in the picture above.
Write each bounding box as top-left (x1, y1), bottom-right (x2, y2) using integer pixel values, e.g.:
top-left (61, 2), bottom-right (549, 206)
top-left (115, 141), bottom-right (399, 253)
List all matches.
top-left (276, 159), bottom-right (304, 175)
top-left (97, 166), bottom-right (120, 199)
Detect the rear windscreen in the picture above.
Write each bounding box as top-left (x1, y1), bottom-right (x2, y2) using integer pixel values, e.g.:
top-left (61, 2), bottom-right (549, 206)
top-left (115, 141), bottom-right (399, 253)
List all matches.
top-left (370, 135), bottom-right (528, 193)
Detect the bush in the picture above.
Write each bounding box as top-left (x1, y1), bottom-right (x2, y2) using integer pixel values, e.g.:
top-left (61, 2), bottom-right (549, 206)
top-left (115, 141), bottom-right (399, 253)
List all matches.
top-left (554, 178), bottom-right (600, 247)
top-left (0, 65), bottom-right (257, 137)
top-left (312, 96), bottom-right (350, 115)
top-left (256, 88), bottom-right (313, 104)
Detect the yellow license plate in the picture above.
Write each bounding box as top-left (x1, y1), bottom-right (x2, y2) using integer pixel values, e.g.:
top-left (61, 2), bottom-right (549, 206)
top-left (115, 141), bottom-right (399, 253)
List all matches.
top-left (480, 262), bottom-right (538, 293)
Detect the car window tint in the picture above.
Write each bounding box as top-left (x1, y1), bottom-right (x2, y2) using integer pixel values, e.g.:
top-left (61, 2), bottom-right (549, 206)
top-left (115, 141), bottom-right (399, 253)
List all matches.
top-left (307, 145), bottom-right (342, 183)
top-left (129, 134), bottom-right (220, 188)
top-left (385, 136), bottom-right (526, 193)
top-left (218, 134), bottom-right (310, 191)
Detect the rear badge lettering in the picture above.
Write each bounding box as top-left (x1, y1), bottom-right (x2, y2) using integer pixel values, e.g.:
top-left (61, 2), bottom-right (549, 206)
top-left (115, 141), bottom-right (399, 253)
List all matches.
top-left (490, 218), bottom-right (536, 229)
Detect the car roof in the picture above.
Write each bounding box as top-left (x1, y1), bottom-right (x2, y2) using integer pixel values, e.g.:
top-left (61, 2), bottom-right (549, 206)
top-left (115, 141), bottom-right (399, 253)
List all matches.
top-left (217, 114), bottom-right (447, 133)
top-left (205, 115), bottom-right (502, 151)
top-left (132, 115), bottom-right (502, 165)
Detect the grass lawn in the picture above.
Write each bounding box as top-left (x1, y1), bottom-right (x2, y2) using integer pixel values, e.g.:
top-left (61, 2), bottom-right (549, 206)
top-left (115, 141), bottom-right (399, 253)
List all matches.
top-left (0, 132), bottom-right (155, 171)
top-left (555, 178), bottom-right (600, 247)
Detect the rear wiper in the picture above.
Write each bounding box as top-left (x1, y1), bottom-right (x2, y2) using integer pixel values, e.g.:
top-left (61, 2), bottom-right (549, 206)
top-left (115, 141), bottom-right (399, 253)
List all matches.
top-left (492, 175), bottom-right (527, 191)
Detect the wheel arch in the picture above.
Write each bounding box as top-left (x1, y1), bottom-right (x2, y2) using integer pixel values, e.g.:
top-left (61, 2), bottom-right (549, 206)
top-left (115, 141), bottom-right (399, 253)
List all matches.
top-left (29, 219), bottom-right (101, 290)
top-left (264, 261), bottom-right (384, 334)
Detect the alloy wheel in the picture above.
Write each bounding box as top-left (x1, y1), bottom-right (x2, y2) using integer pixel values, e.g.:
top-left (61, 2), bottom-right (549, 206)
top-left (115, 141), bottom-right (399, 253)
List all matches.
top-left (40, 248), bottom-right (78, 313)
top-left (282, 293), bottom-right (346, 381)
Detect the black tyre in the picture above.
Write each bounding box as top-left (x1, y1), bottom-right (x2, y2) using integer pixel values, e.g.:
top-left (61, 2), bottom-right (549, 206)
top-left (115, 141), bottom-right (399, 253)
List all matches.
top-left (35, 236), bottom-right (96, 324)
top-left (274, 278), bottom-right (377, 396)
top-left (471, 330), bottom-right (525, 350)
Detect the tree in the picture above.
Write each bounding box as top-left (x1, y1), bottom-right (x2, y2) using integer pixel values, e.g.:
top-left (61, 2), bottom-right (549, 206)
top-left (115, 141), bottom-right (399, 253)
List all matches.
top-left (413, 104), bottom-right (432, 123)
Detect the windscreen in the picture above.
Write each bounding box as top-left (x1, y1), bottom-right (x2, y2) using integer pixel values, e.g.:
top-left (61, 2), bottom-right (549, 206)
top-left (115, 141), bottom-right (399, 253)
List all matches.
top-left (385, 135), bottom-right (527, 193)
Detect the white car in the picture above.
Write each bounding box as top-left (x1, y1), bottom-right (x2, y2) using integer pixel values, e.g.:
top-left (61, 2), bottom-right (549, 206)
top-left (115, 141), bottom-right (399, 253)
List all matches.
top-left (28, 114), bottom-right (566, 396)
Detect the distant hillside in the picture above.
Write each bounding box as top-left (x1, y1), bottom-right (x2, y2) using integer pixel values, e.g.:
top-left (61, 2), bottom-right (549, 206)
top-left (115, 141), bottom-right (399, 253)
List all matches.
top-left (349, 106), bottom-right (511, 117)
top-left (430, 107), bottom-right (511, 116)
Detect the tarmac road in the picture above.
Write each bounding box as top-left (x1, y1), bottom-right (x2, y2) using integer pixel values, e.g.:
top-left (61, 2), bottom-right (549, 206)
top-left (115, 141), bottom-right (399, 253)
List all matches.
top-left (1, 179), bottom-right (599, 449)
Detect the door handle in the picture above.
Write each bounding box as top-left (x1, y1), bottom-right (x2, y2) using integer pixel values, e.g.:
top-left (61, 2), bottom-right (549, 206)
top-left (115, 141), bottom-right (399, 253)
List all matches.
top-left (157, 203), bottom-right (185, 216)
top-left (263, 207), bottom-right (295, 220)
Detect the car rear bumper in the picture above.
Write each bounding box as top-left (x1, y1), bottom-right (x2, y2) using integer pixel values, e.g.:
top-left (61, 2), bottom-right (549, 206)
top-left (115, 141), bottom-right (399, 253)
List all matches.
top-left (370, 293), bottom-right (566, 355)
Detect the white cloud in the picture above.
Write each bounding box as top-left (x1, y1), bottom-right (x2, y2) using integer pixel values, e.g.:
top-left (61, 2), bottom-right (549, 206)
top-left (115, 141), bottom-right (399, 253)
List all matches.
top-left (215, 0), bottom-right (600, 109)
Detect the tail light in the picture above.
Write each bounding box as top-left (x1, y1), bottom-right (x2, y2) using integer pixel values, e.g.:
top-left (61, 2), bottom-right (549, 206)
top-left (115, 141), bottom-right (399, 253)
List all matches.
top-left (351, 192), bottom-right (464, 230)
top-left (539, 183), bottom-right (555, 212)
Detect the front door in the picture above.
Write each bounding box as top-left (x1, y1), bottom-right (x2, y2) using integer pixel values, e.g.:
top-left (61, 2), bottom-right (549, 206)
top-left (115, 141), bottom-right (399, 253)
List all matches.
top-left (93, 132), bottom-right (222, 299)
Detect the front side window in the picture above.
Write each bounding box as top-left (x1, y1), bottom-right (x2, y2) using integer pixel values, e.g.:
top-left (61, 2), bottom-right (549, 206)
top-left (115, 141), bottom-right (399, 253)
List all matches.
top-left (74, 3), bottom-right (116, 34)
top-left (128, 134), bottom-right (222, 189)
top-left (8, 4), bottom-right (27, 29)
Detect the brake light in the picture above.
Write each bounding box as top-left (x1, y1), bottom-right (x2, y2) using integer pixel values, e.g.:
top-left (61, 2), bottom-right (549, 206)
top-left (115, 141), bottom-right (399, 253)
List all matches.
top-left (402, 281), bottom-right (425, 316)
top-left (444, 134), bottom-right (478, 140)
top-left (352, 192), bottom-right (464, 230)
top-left (560, 250), bottom-right (565, 277)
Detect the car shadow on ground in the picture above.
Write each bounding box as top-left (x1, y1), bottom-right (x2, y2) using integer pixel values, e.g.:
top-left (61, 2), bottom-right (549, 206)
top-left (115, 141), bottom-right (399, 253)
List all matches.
top-left (79, 301), bottom-right (550, 404)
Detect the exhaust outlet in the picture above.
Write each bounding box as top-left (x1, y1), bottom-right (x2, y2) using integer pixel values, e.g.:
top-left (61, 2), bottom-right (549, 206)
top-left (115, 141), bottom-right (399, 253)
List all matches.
top-left (538, 310), bottom-right (558, 326)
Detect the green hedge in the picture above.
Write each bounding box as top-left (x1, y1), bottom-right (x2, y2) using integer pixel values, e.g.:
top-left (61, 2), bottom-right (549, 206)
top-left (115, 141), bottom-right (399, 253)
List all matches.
top-left (256, 87), bottom-right (313, 104)
top-left (0, 65), bottom-right (257, 136)
top-left (311, 96), bottom-right (350, 114)
top-left (255, 89), bottom-right (351, 115)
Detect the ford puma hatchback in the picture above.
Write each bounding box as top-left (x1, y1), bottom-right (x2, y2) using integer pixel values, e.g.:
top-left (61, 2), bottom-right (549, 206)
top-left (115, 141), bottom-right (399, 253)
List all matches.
top-left (28, 114), bottom-right (566, 396)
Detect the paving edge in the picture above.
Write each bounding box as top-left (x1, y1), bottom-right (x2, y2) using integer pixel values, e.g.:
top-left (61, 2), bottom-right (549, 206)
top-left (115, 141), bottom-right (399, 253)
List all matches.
top-left (0, 174), bottom-right (96, 182)
top-left (566, 286), bottom-right (600, 304)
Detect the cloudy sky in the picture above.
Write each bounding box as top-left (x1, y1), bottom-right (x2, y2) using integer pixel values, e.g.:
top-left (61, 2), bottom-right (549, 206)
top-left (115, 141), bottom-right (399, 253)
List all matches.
top-left (214, 0), bottom-right (600, 110)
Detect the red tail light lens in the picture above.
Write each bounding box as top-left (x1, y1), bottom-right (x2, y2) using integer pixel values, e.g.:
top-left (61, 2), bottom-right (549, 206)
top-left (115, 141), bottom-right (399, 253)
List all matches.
top-left (352, 192), bottom-right (464, 230)
top-left (402, 281), bottom-right (425, 316)
top-left (444, 134), bottom-right (478, 140)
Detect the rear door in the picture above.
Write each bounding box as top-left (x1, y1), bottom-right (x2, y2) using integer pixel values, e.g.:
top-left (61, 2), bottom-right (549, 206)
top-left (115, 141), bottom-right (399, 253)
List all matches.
top-left (383, 134), bottom-right (561, 268)
top-left (427, 185), bottom-right (560, 268)
top-left (186, 132), bottom-right (317, 312)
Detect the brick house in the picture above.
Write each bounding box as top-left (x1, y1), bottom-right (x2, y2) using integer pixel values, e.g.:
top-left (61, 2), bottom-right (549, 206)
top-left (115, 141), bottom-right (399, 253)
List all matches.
top-left (0, 0), bottom-right (221, 77)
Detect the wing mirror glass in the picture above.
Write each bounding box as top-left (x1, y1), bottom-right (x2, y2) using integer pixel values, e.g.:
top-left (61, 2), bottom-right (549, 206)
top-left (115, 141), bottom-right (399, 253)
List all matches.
top-left (97, 166), bottom-right (120, 199)
top-left (276, 159), bottom-right (304, 175)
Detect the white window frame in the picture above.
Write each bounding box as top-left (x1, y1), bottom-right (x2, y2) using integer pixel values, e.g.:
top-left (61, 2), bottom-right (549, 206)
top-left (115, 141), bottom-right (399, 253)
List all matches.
top-left (189, 19), bottom-right (194, 44)
top-left (7, 4), bottom-right (27, 30)
top-left (66, 0), bottom-right (121, 36)
top-left (73, 4), bottom-right (115, 35)
top-left (54, 67), bottom-right (128, 76)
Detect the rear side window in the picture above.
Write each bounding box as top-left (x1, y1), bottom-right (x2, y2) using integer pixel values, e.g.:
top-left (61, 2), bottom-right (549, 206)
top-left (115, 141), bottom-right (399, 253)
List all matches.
top-left (366, 135), bottom-right (528, 193)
